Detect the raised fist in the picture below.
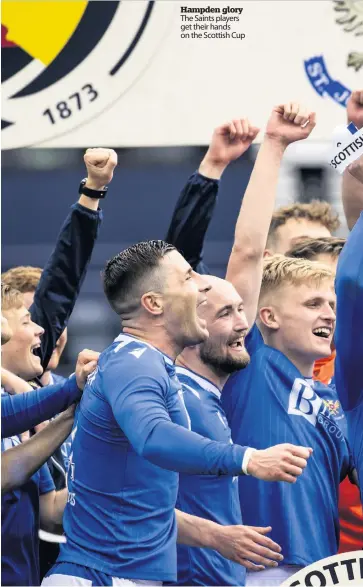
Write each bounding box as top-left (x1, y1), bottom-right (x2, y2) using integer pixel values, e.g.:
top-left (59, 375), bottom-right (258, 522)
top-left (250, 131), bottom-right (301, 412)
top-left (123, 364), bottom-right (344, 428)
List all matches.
top-left (84, 148), bottom-right (118, 190)
top-left (347, 90), bottom-right (363, 130)
top-left (200, 119), bottom-right (260, 178)
top-left (247, 443), bottom-right (312, 483)
top-left (265, 103), bottom-right (316, 146)
top-left (75, 348), bottom-right (100, 389)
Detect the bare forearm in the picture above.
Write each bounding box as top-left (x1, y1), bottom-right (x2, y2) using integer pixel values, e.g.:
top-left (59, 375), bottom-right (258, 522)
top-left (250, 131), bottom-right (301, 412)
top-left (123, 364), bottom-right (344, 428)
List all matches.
top-left (40, 487), bottom-right (68, 530)
top-left (230, 138), bottom-right (285, 257)
top-left (175, 509), bottom-right (219, 549)
top-left (226, 138), bottom-right (285, 325)
top-left (1, 411), bottom-right (73, 494)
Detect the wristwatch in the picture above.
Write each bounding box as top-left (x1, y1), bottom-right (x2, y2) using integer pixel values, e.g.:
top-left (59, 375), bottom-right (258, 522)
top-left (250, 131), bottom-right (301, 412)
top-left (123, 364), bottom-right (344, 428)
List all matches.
top-left (78, 178), bottom-right (108, 199)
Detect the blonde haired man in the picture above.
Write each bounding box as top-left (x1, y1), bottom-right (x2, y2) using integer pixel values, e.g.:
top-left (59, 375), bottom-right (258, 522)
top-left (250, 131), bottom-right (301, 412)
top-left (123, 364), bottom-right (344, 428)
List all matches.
top-left (222, 256), bottom-right (352, 586)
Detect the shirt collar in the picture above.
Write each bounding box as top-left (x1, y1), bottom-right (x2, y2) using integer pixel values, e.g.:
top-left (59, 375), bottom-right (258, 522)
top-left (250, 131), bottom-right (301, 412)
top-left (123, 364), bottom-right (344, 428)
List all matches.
top-left (176, 366), bottom-right (221, 399)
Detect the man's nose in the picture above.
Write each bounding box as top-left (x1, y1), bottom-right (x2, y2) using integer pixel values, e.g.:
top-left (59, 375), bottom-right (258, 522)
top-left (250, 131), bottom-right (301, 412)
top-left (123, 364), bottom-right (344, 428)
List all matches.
top-left (193, 272), bottom-right (212, 294)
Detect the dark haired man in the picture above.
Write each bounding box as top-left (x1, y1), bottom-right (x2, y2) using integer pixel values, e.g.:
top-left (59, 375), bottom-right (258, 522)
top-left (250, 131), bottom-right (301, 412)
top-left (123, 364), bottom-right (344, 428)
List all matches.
top-left (44, 240), bottom-right (309, 586)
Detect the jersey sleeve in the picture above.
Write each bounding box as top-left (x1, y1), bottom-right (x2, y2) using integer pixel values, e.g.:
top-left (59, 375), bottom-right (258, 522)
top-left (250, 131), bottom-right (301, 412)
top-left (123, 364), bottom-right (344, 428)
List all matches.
top-left (30, 202), bottom-right (102, 370)
top-left (1, 376), bottom-right (81, 438)
top-left (335, 211), bottom-right (363, 411)
top-left (39, 462), bottom-right (56, 495)
top-left (165, 171), bottom-right (218, 274)
top-left (102, 353), bottom-right (247, 476)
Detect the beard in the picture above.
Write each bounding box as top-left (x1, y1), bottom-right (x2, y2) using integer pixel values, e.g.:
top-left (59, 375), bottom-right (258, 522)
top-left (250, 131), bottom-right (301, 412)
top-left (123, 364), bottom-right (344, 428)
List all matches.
top-left (199, 338), bottom-right (250, 375)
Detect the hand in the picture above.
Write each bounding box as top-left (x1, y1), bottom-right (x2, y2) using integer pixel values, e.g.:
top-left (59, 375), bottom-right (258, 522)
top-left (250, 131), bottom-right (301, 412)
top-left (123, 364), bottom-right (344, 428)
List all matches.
top-left (265, 103), bottom-right (316, 146)
top-left (200, 119), bottom-right (260, 179)
top-left (247, 444), bottom-right (312, 483)
top-left (214, 524), bottom-right (283, 571)
top-left (347, 90), bottom-right (363, 130)
top-left (84, 148), bottom-right (118, 190)
top-left (346, 154), bottom-right (363, 184)
top-left (75, 349), bottom-right (100, 389)
top-left (58, 404), bottom-right (76, 420)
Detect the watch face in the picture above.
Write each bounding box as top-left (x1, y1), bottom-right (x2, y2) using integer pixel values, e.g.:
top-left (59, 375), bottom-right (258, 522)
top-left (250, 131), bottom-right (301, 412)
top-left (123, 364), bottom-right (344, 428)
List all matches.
top-left (1, 1), bottom-right (175, 149)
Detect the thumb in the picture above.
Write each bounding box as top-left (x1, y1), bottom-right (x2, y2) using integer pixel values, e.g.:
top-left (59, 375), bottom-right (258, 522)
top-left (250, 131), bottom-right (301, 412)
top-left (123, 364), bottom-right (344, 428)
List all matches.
top-left (83, 360), bottom-right (97, 375)
top-left (248, 126), bottom-right (260, 140)
top-left (103, 150), bottom-right (118, 172)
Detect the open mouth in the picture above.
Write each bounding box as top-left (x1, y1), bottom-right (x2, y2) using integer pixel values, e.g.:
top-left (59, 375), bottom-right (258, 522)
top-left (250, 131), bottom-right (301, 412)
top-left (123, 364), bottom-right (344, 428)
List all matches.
top-left (197, 297), bottom-right (207, 308)
top-left (312, 327), bottom-right (332, 339)
top-left (31, 343), bottom-right (41, 355)
top-left (228, 339), bottom-right (245, 350)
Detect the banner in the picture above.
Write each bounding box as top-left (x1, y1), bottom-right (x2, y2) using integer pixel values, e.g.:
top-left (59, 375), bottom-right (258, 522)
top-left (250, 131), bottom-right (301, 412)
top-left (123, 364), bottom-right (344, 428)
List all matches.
top-left (1, 0), bottom-right (362, 149)
top-left (281, 551), bottom-right (363, 586)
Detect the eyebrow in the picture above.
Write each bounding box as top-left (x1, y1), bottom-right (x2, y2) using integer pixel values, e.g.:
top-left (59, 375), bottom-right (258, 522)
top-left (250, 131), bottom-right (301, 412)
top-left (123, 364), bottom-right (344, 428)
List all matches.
top-left (216, 304), bottom-right (233, 316)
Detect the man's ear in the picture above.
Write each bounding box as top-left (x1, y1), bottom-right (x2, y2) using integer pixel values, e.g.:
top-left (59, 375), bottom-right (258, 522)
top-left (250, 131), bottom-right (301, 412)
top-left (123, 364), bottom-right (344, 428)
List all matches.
top-left (259, 306), bottom-right (280, 330)
top-left (263, 248), bottom-right (274, 258)
top-left (140, 292), bottom-right (164, 316)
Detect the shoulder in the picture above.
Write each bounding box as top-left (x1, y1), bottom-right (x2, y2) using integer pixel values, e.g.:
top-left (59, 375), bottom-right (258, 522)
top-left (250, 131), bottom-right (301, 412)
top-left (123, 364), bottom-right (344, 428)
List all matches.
top-left (99, 335), bottom-right (170, 384)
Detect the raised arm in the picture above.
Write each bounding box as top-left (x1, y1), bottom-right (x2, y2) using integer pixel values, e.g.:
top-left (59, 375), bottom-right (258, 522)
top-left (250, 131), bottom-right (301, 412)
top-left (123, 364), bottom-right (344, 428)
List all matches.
top-left (335, 210), bottom-right (363, 411)
top-left (226, 105), bottom-right (316, 327)
top-left (342, 91), bottom-right (363, 230)
top-left (166, 121), bottom-right (259, 273)
top-left (2, 406), bottom-right (75, 493)
top-left (31, 148), bottom-right (117, 369)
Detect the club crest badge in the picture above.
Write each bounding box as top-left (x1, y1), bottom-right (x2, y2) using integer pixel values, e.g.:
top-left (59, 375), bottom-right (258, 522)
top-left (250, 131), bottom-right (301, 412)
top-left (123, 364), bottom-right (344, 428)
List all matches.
top-left (1, 1), bottom-right (175, 150)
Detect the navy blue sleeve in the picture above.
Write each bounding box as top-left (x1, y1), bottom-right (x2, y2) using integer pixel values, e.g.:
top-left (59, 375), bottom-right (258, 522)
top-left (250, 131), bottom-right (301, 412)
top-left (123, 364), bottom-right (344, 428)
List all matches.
top-left (1, 376), bottom-right (81, 438)
top-left (335, 211), bottom-right (363, 411)
top-left (165, 172), bottom-right (218, 274)
top-left (103, 360), bottom-right (246, 476)
top-left (30, 202), bottom-right (102, 370)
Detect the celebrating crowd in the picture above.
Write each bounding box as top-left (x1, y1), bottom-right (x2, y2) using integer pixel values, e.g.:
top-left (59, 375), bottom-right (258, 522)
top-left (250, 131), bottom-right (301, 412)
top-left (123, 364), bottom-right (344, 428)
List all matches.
top-left (1, 90), bottom-right (363, 587)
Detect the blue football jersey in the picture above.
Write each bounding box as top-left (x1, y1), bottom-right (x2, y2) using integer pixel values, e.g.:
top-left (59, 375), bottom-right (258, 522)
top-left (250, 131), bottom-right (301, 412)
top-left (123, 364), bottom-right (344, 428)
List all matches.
top-left (1, 433), bottom-right (55, 586)
top-left (58, 335), bottom-right (246, 582)
top-left (175, 366), bottom-right (246, 586)
top-left (335, 211), bottom-right (363, 505)
top-left (222, 326), bottom-right (351, 566)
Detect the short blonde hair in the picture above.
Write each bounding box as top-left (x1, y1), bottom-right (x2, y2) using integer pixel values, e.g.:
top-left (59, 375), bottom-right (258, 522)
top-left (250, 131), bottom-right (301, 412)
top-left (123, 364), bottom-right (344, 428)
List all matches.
top-left (1, 283), bottom-right (24, 311)
top-left (259, 255), bottom-right (334, 303)
top-left (1, 266), bottom-right (42, 293)
top-left (267, 201), bottom-right (340, 248)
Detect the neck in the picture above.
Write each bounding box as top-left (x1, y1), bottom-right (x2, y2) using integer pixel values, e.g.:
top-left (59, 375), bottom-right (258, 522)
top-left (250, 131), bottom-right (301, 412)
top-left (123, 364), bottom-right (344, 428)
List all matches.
top-left (177, 349), bottom-right (229, 391)
top-left (123, 326), bottom-right (182, 361)
top-left (263, 333), bottom-right (315, 377)
top-left (40, 370), bottom-right (51, 386)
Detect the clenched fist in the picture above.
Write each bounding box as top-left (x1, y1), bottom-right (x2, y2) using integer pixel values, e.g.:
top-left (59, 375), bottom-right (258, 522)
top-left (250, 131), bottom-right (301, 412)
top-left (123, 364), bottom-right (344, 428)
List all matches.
top-left (75, 348), bottom-right (100, 389)
top-left (200, 119), bottom-right (260, 179)
top-left (247, 443), bottom-right (312, 483)
top-left (84, 148), bottom-right (118, 190)
top-left (265, 103), bottom-right (316, 146)
top-left (347, 90), bottom-right (363, 130)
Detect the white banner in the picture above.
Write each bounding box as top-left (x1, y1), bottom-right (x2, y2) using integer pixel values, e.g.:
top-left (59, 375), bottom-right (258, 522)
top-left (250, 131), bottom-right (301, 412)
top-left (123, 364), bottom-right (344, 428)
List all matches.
top-left (281, 551), bottom-right (363, 586)
top-left (1, 0), bottom-right (363, 149)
